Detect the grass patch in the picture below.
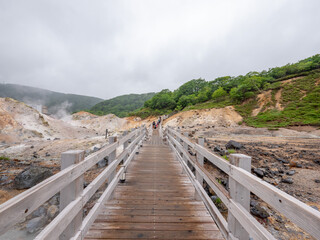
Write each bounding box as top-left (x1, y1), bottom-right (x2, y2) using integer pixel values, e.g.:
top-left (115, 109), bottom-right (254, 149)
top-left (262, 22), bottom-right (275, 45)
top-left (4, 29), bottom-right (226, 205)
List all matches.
top-left (234, 98), bottom-right (258, 118)
top-left (0, 156), bottom-right (10, 161)
top-left (183, 98), bottom-right (233, 111)
top-left (245, 86), bottom-right (320, 127)
top-left (129, 107), bottom-right (173, 119)
top-left (238, 74), bottom-right (320, 128)
top-left (222, 155), bottom-right (229, 161)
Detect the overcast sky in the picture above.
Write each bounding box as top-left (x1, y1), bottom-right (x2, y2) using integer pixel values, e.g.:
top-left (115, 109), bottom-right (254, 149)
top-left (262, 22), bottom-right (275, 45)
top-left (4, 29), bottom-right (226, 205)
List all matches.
top-left (0, 0), bottom-right (319, 99)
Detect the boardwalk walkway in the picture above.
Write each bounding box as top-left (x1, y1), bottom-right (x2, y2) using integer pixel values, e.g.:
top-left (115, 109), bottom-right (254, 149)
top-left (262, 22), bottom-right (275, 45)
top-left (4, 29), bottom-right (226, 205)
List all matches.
top-left (85, 130), bottom-right (223, 239)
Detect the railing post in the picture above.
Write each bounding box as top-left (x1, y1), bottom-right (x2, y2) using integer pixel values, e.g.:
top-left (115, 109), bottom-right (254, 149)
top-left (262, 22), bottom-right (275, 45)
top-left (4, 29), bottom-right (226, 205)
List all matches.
top-left (108, 136), bottom-right (117, 185)
top-left (176, 129), bottom-right (184, 158)
top-left (59, 150), bottom-right (84, 240)
top-left (183, 132), bottom-right (189, 162)
top-left (228, 154), bottom-right (251, 240)
top-left (120, 131), bottom-right (129, 183)
top-left (123, 131), bottom-right (129, 149)
top-left (195, 137), bottom-right (204, 200)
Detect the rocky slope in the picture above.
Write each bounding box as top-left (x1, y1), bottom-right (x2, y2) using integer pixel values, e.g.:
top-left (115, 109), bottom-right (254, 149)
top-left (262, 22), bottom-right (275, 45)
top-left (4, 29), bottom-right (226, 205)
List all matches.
top-left (164, 106), bottom-right (242, 128)
top-left (0, 98), bottom-right (98, 143)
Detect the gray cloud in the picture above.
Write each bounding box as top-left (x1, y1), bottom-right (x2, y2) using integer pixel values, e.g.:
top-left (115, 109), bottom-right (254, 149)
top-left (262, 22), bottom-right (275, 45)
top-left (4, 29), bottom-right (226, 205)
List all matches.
top-left (1, 0), bottom-right (320, 99)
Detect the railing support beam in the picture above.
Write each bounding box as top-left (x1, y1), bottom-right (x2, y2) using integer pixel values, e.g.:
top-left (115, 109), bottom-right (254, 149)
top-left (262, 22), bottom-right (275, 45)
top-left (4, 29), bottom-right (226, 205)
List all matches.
top-left (228, 154), bottom-right (251, 240)
top-left (108, 136), bottom-right (117, 185)
top-left (60, 150), bottom-right (84, 240)
top-left (195, 137), bottom-right (204, 200)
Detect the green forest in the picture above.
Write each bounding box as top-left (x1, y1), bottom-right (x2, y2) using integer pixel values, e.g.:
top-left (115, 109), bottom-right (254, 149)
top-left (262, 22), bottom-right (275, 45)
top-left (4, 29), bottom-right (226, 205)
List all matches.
top-left (87, 93), bottom-right (155, 117)
top-left (131, 54), bottom-right (320, 127)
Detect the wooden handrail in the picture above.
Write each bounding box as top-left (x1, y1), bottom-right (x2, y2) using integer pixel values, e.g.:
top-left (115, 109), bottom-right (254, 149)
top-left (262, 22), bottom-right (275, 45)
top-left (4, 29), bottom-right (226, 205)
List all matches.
top-left (0, 126), bottom-right (146, 238)
top-left (165, 126), bottom-right (320, 240)
top-left (36, 131), bottom-right (145, 239)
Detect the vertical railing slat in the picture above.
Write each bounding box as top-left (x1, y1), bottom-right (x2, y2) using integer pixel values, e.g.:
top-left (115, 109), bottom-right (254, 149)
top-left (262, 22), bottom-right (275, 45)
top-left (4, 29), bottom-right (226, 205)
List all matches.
top-left (228, 154), bottom-right (252, 240)
top-left (60, 150), bottom-right (84, 240)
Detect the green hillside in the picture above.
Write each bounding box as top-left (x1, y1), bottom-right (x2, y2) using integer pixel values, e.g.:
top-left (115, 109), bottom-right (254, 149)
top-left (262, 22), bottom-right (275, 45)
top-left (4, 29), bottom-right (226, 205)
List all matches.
top-left (0, 84), bottom-right (103, 115)
top-left (131, 54), bottom-right (320, 127)
top-left (88, 93), bottom-right (155, 117)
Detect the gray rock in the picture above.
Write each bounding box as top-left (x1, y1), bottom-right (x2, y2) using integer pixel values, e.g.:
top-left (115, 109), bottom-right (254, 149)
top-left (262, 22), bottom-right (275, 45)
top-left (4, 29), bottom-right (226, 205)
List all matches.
top-left (250, 205), bottom-right (270, 219)
top-left (26, 216), bottom-right (48, 233)
top-left (97, 158), bottom-right (107, 168)
top-left (253, 168), bottom-right (265, 178)
top-left (282, 177), bottom-right (293, 184)
top-left (49, 194), bottom-right (59, 205)
top-left (250, 200), bottom-right (258, 207)
top-left (32, 206), bottom-right (47, 218)
top-left (213, 146), bottom-right (226, 156)
top-left (276, 158), bottom-right (289, 164)
top-left (47, 205), bottom-right (59, 219)
top-left (286, 170), bottom-right (295, 176)
top-left (0, 175), bottom-right (8, 182)
top-left (225, 140), bottom-right (243, 150)
top-left (14, 167), bottom-right (53, 189)
top-left (314, 160), bottom-right (320, 165)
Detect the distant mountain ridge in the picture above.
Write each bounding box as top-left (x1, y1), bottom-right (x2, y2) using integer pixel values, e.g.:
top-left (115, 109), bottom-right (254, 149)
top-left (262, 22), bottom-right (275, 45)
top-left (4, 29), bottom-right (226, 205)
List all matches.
top-left (0, 83), bottom-right (103, 116)
top-left (88, 92), bottom-right (156, 117)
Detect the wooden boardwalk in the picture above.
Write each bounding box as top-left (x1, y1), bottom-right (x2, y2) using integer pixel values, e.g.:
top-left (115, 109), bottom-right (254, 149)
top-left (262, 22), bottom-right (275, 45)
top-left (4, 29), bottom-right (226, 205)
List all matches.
top-left (85, 131), bottom-right (223, 240)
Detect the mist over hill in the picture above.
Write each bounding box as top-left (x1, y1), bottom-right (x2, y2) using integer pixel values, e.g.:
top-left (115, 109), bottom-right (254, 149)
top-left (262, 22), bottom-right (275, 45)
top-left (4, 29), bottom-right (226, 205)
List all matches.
top-left (0, 83), bottom-right (103, 116)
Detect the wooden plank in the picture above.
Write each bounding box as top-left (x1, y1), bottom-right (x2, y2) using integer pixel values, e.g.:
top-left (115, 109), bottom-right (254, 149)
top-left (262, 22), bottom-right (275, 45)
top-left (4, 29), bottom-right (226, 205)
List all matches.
top-left (100, 209), bottom-right (211, 217)
top-left (88, 222), bottom-right (219, 231)
top-left (85, 229), bottom-right (223, 239)
top-left (103, 204), bottom-right (206, 211)
top-left (94, 215), bottom-right (215, 223)
top-left (105, 200), bottom-right (203, 205)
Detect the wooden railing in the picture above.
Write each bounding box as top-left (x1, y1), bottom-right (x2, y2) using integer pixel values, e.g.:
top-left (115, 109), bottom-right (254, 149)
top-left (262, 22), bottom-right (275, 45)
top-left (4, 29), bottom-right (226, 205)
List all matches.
top-left (164, 126), bottom-right (320, 240)
top-left (0, 126), bottom-right (146, 239)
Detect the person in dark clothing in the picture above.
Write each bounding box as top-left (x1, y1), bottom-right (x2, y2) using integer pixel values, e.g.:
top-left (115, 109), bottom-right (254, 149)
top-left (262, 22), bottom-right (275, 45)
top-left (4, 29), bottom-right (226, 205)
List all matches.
top-left (152, 121), bottom-right (156, 129)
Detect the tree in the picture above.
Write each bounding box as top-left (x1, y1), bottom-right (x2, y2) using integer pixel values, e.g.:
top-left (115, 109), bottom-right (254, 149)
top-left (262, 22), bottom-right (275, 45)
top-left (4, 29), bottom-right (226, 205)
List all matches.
top-left (177, 95), bottom-right (196, 108)
top-left (174, 78), bottom-right (207, 101)
top-left (211, 87), bottom-right (227, 100)
top-left (196, 86), bottom-right (212, 103)
top-left (146, 89), bottom-right (176, 110)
